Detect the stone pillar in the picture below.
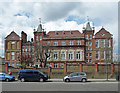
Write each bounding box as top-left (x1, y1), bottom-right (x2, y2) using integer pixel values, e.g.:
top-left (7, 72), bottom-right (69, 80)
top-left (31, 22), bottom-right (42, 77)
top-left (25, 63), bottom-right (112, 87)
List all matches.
top-left (95, 63), bottom-right (98, 72)
top-left (5, 63), bottom-right (8, 73)
top-left (79, 63), bottom-right (83, 72)
top-left (64, 62), bottom-right (67, 73)
top-left (48, 67), bottom-right (52, 73)
top-left (111, 63), bottom-right (114, 73)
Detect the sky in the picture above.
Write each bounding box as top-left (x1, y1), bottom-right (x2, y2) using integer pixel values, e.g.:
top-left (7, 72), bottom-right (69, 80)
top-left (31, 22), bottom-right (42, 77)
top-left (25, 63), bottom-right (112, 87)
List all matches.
top-left (0, 0), bottom-right (118, 57)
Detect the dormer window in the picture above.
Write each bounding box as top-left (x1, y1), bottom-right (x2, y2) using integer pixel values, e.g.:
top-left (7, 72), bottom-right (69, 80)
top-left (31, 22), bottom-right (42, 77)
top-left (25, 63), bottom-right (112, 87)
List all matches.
top-left (56, 32), bottom-right (58, 35)
top-left (101, 33), bottom-right (105, 36)
top-left (63, 32), bottom-right (65, 35)
top-left (70, 31), bottom-right (72, 34)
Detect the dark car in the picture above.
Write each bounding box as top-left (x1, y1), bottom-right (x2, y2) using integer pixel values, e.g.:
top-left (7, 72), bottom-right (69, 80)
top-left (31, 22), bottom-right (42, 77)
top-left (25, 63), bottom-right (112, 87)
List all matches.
top-left (18, 69), bottom-right (48, 82)
top-left (0, 72), bottom-right (15, 82)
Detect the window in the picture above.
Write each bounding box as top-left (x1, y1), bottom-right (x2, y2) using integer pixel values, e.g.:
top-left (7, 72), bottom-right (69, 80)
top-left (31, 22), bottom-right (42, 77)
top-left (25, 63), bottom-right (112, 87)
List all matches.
top-left (53, 63), bottom-right (58, 68)
top-left (69, 40), bottom-right (73, 45)
top-left (68, 51), bottom-right (73, 59)
top-left (76, 51), bottom-right (81, 59)
top-left (22, 46), bottom-right (24, 51)
top-left (95, 39), bottom-right (99, 48)
top-left (40, 36), bottom-right (42, 41)
top-left (86, 59), bottom-right (88, 63)
top-left (25, 46), bottom-right (27, 51)
top-left (89, 53), bottom-right (92, 57)
top-left (36, 36), bottom-right (38, 41)
top-left (86, 42), bottom-right (88, 46)
top-left (89, 48), bottom-right (92, 50)
top-left (29, 46), bottom-right (31, 51)
top-left (89, 34), bottom-right (92, 39)
top-left (86, 53), bottom-right (88, 57)
top-left (25, 52), bottom-right (27, 55)
top-left (89, 42), bottom-right (92, 46)
top-left (107, 39), bottom-right (111, 48)
top-left (60, 63), bottom-right (64, 68)
top-left (11, 41), bottom-right (15, 49)
top-left (95, 51), bottom-right (99, 60)
top-left (53, 51), bottom-right (58, 59)
top-left (89, 59), bottom-right (92, 63)
top-left (76, 40), bottom-right (81, 45)
top-left (101, 51), bottom-right (105, 60)
top-left (85, 35), bottom-right (88, 39)
top-left (61, 41), bottom-right (66, 46)
top-left (47, 41), bottom-right (51, 46)
top-left (61, 51), bottom-right (65, 60)
top-left (53, 41), bottom-right (58, 46)
top-left (101, 39), bottom-right (105, 48)
top-left (107, 51), bottom-right (111, 59)
top-left (11, 52), bottom-right (15, 60)
top-left (86, 47), bottom-right (88, 51)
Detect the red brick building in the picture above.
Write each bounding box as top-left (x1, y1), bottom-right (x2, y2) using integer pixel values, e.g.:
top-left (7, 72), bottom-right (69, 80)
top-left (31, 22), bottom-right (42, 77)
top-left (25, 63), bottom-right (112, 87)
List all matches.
top-left (4, 21), bottom-right (113, 68)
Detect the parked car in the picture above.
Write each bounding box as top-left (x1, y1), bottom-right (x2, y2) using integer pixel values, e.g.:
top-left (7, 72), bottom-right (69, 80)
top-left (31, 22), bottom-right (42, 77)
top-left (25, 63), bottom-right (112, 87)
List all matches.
top-left (18, 69), bottom-right (48, 82)
top-left (0, 72), bottom-right (15, 82)
top-left (63, 72), bottom-right (87, 82)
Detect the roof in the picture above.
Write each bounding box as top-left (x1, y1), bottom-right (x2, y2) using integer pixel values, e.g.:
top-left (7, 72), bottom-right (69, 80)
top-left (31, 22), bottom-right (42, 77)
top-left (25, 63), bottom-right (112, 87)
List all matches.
top-left (34, 23), bottom-right (43, 32)
top-left (85, 22), bottom-right (92, 31)
top-left (43, 30), bottom-right (84, 39)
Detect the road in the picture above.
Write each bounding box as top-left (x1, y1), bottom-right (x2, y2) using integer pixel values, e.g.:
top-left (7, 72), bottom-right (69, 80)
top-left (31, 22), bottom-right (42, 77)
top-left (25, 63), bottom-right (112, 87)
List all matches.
top-left (0, 80), bottom-right (119, 91)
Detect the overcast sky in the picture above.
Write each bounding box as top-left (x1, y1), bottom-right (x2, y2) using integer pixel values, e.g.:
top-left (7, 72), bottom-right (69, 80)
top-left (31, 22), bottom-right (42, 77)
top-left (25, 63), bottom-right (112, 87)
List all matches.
top-left (0, 1), bottom-right (118, 57)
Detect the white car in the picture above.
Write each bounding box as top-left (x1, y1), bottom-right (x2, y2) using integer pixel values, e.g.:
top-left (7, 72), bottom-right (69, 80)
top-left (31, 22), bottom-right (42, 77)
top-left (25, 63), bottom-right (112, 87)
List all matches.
top-left (63, 72), bottom-right (87, 82)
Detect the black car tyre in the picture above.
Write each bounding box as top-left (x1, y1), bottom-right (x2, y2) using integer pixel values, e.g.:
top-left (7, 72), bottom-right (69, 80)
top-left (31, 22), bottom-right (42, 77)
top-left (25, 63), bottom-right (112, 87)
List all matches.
top-left (5, 78), bottom-right (9, 82)
top-left (65, 78), bottom-right (70, 82)
top-left (81, 78), bottom-right (87, 82)
top-left (20, 78), bottom-right (25, 82)
top-left (39, 78), bottom-right (44, 82)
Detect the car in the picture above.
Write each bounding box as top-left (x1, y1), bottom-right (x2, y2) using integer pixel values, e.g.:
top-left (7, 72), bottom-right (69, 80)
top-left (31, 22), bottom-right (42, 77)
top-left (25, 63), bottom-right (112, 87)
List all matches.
top-left (63, 72), bottom-right (87, 82)
top-left (0, 72), bottom-right (15, 82)
top-left (18, 69), bottom-right (48, 82)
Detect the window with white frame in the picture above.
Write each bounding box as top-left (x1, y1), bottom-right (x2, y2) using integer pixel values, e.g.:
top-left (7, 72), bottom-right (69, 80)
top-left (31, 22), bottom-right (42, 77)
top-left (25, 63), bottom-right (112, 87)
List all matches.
top-left (95, 51), bottom-right (99, 60)
top-left (108, 39), bottom-right (111, 48)
top-left (86, 53), bottom-right (88, 57)
top-left (89, 48), bottom-right (92, 50)
top-left (61, 51), bottom-right (65, 60)
top-left (53, 63), bottom-right (58, 68)
top-left (101, 39), bottom-right (105, 48)
top-left (86, 42), bottom-right (88, 46)
top-left (61, 41), bottom-right (66, 46)
top-left (29, 46), bottom-right (31, 51)
top-left (89, 59), bottom-right (92, 63)
top-left (69, 40), bottom-right (73, 45)
top-left (53, 51), bottom-right (58, 59)
top-left (76, 40), bottom-right (81, 45)
top-left (68, 51), bottom-right (73, 59)
top-left (11, 52), bottom-right (15, 60)
top-left (39, 36), bottom-right (42, 41)
top-left (53, 41), bottom-right (58, 46)
top-left (46, 41), bottom-right (51, 46)
top-left (89, 34), bottom-right (92, 39)
top-left (89, 53), bottom-right (92, 57)
top-left (101, 51), bottom-right (105, 60)
top-left (85, 35), bottom-right (88, 39)
top-left (95, 39), bottom-right (99, 48)
top-left (76, 51), bottom-right (81, 59)
top-left (25, 46), bottom-right (27, 51)
top-left (89, 42), bottom-right (92, 46)
top-left (36, 36), bottom-right (38, 41)
top-left (22, 46), bottom-right (24, 52)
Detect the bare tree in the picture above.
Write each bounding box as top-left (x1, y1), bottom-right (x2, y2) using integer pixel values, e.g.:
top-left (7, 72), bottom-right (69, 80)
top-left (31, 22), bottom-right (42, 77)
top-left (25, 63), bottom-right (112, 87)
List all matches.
top-left (34, 43), bottom-right (52, 68)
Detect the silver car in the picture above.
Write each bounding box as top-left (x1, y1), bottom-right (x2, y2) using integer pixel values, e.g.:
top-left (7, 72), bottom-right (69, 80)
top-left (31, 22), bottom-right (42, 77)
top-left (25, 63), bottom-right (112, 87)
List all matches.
top-left (63, 72), bottom-right (87, 82)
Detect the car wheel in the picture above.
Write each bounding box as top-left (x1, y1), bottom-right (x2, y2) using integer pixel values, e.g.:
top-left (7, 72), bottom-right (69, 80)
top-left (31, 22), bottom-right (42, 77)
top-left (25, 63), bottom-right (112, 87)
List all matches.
top-left (20, 78), bottom-right (25, 82)
top-left (39, 78), bottom-right (44, 82)
top-left (5, 78), bottom-right (9, 82)
top-left (65, 79), bottom-right (70, 82)
top-left (81, 78), bottom-right (87, 82)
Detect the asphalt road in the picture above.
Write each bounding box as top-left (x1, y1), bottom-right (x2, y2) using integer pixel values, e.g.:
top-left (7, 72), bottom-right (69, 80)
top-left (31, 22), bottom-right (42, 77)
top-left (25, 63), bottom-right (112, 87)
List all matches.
top-left (0, 80), bottom-right (119, 91)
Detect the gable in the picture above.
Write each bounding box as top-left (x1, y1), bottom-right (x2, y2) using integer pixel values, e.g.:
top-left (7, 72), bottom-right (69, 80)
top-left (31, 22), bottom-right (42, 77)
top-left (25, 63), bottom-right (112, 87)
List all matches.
top-left (95, 28), bottom-right (112, 39)
top-left (5, 31), bottom-right (20, 40)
